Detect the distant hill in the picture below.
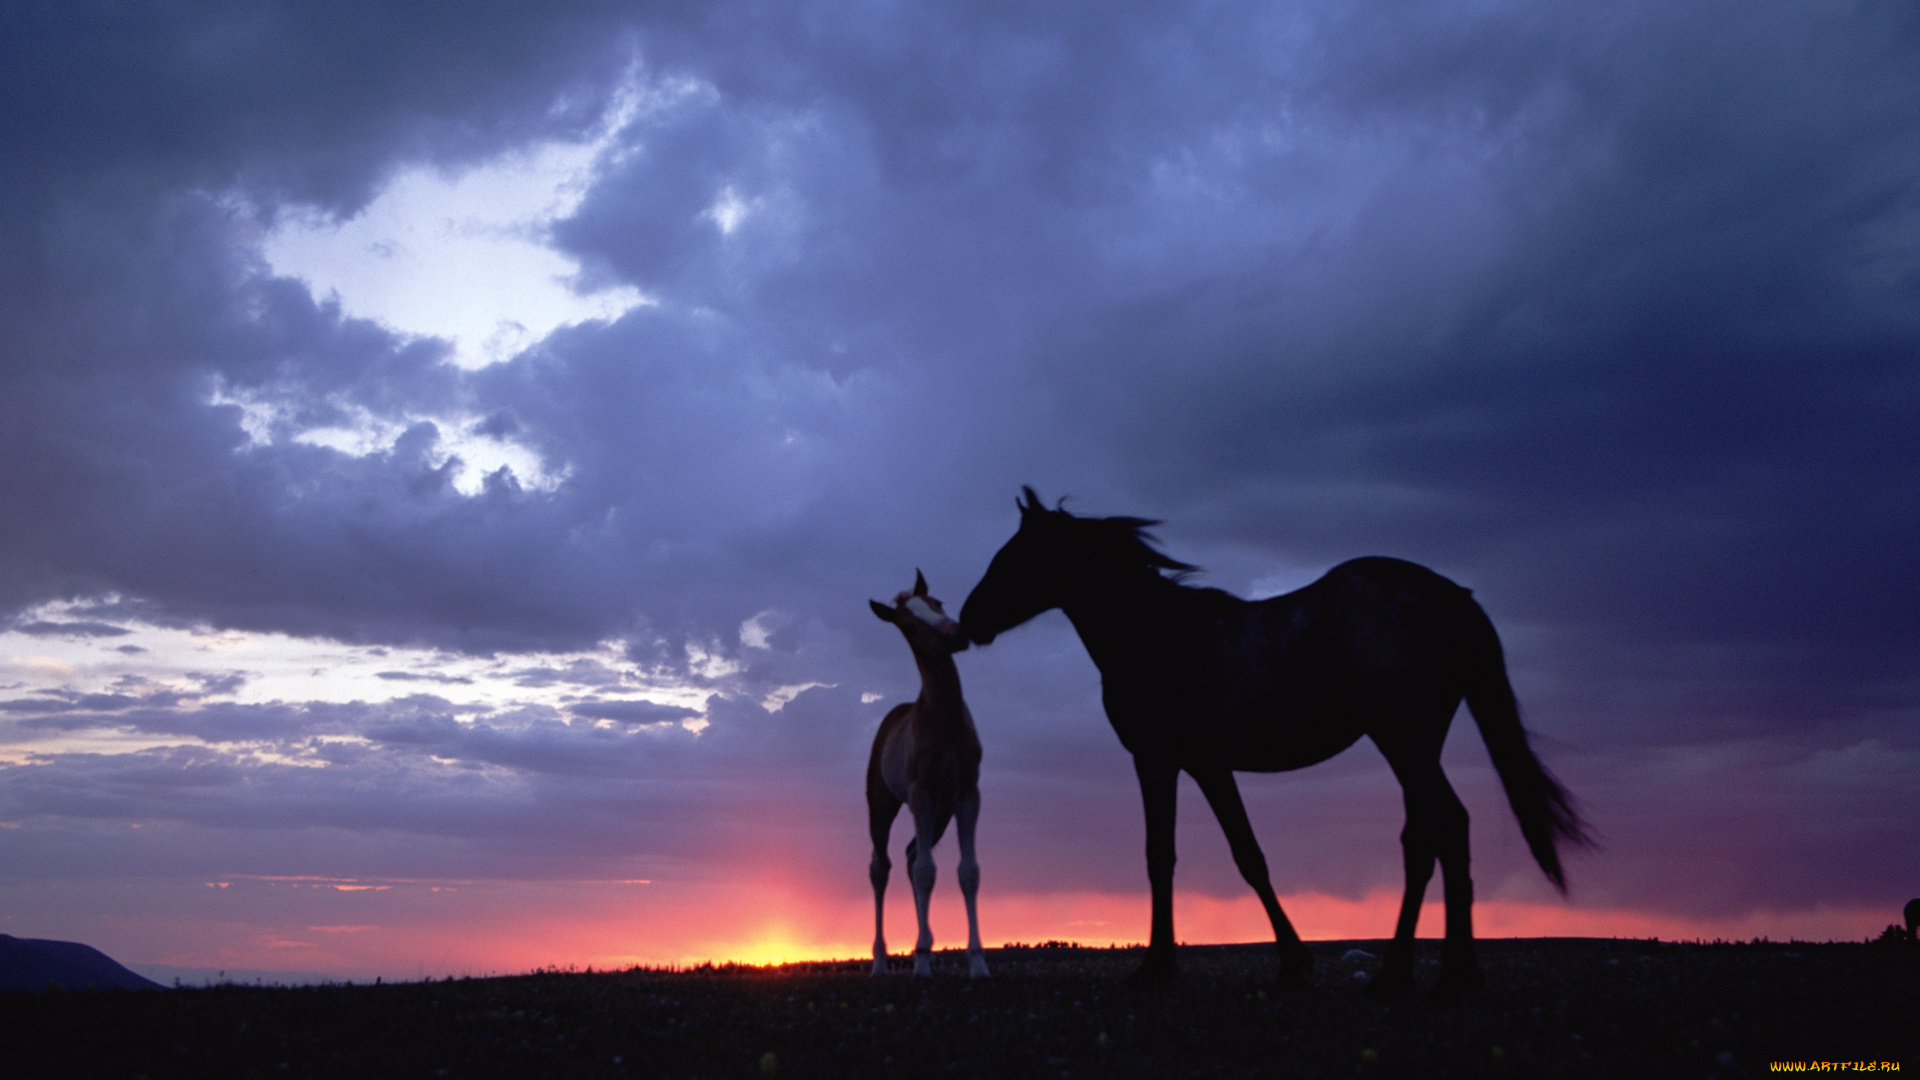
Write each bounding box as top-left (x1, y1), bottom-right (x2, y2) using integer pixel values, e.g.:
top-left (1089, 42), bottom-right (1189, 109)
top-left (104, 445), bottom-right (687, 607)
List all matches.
top-left (0, 934), bottom-right (165, 991)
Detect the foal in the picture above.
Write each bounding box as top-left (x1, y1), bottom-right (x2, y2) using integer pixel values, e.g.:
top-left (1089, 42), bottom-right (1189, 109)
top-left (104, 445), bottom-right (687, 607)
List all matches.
top-left (866, 571), bottom-right (989, 978)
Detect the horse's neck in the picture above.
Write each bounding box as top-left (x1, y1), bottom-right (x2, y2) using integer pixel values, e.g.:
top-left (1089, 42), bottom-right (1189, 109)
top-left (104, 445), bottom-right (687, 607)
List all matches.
top-left (1061, 569), bottom-right (1192, 673)
top-left (910, 648), bottom-right (969, 729)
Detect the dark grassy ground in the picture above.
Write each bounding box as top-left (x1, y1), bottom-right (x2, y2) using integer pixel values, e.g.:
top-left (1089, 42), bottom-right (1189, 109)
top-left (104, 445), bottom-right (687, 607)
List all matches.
top-left (4, 939), bottom-right (1913, 1078)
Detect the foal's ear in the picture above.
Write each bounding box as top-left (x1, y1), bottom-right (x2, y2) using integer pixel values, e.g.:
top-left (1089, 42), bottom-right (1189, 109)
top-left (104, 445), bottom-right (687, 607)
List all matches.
top-left (869, 599), bottom-right (897, 623)
top-left (1019, 486), bottom-right (1042, 514)
top-left (913, 568), bottom-right (928, 596)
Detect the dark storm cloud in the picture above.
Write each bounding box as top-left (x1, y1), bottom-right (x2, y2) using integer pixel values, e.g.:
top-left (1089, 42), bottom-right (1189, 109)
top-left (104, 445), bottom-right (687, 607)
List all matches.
top-left (510, 659), bottom-right (631, 689)
top-left (0, 0), bottom-right (1916, 927)
top-left (12, 620), bottom-right (133, 638)
top-left (376, 671), bottom-right (475, 685)
top-left (0, 0), bottom-right (636, 220)
top-left (1, 686), bottom-right (194, 717)
top-left (569, 699), bottom-right (701, 724)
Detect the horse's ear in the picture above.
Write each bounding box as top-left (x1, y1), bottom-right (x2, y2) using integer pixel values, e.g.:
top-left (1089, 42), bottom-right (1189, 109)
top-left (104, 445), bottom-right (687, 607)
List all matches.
top-left (869, 599), bottom-right (897, 623)
top-left (1019, 486), bottom-right (1042, 515)
top-left (913, 569), bottom-right (928, 596)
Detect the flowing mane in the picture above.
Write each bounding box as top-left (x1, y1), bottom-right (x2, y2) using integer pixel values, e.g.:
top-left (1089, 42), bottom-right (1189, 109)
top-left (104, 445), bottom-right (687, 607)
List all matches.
top-left (1026, 491), bottom-right (1199, 578)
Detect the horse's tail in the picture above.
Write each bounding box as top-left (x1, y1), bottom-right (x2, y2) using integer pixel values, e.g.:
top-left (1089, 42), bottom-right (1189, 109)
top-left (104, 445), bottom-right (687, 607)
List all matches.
top-left (1460, 597), bottom-right (1592, 893)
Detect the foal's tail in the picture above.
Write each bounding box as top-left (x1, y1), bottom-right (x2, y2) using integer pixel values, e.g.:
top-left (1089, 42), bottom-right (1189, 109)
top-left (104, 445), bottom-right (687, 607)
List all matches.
top-left (1461, 599), bottom-right (1593, 892)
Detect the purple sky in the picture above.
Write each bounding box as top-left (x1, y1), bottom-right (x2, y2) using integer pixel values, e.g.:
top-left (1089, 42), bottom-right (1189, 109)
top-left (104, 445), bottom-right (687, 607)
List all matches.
top-left (2, 1), bottom-right (1916, 978)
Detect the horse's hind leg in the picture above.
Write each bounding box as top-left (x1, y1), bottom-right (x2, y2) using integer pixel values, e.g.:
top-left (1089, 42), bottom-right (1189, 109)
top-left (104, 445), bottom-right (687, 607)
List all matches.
top-left (1372, 752), bottom-right (1480, 1002)
top-left (955, 786), bottom-right (990, 978)
top-left (1428, 769), bottom-right (1482, 1004)
top-left (868, 788), bottom-right (902, 976)
top-left (1368, 780), bottom-right (1437, 1000)
top-left (1191, 766), bottom-right (1314, 990)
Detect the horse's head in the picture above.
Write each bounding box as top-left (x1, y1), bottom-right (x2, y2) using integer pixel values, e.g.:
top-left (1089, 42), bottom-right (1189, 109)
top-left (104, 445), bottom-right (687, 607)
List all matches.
top-left (962, 487), bottom-right (1198, 645)
top-left (960, 487), bottom-right (1074, 645)
top-left (870, 569), bottom-right (969, 655)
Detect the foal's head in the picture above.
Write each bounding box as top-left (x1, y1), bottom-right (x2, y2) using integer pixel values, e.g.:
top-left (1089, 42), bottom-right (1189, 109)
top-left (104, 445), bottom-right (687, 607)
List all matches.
top-left (871, 569), bottom-right (969, 656)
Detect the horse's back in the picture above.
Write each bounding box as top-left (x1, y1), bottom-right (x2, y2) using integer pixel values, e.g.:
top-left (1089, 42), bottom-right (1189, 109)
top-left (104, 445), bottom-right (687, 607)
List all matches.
top-left (1161, 557), bottom-right (1479, 768)
top-left (1286, 557), bottom-right (1474, 640)
top-left (1275, 557), bottom-right (1479, 689)
top-left (1312, 556), bottom-right (1472, 602)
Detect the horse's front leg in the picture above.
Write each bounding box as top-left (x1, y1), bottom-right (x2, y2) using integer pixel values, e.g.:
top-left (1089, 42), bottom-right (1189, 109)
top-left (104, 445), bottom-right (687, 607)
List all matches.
top-left (1129, 756), bottom-right (1180, 985)
top-left (954, 786), bottom-right (990, 978)
top-left (1190, 766), bottom-right (1313, 991)
top-left (907, 797), bottom-right (941, 978)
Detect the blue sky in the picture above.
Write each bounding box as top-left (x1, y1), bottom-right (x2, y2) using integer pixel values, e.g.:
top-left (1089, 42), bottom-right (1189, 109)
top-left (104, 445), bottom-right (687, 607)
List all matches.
top-left (1, 0), bottom-right (1916, 977)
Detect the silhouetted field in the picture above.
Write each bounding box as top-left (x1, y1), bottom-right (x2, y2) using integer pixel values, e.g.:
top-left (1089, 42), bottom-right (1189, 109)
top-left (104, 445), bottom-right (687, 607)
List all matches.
top-left (4, 939), bottom-right (1912, 1078)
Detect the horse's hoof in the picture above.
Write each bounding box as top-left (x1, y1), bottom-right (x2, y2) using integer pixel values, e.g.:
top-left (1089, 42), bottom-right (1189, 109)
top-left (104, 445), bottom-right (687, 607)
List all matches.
top-left (870, 960), bottom-right (888, 977)
top-left (1277, 944), bottom-right (1314, 991)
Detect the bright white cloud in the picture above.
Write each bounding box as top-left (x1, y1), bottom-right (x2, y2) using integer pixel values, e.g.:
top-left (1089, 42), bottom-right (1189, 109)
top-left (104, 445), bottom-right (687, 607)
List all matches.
top-left (761, 681), bottom-right (831, 713)
top-left (702, 185), bottom-right (758, 235)
top-left (0, 599), bottom-right (715, 758)
top-left (259, 83), bottom-right (655, 370)
top-left (207, 383), bottom-right (568, 496)
top-left (738, 610), bottom-right (791, 649)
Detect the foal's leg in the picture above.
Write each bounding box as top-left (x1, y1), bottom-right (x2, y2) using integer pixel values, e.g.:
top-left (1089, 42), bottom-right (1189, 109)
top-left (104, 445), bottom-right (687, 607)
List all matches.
top-left (1190, 767), bottom-right (1314, 990)
top-left (907, 795), bottom-right (943, 978)
top-left (868, 787), bottom-right (902, 976)
top-left (1130, 756), bottom-right (1181, 985)
top-left (954, 786), bottom-right (990, 978)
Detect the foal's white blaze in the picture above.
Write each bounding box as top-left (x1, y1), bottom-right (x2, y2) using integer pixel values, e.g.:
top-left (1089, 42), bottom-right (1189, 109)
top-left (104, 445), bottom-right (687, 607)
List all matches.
top-left (904, 596), bottom-right (949, 629)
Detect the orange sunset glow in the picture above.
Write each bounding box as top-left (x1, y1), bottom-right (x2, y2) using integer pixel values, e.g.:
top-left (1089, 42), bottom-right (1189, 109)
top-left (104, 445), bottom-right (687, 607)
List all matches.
top-left (537, 891), bottom-right (1895, 971)
top-left (58, 876), bottom-right (1895, 985)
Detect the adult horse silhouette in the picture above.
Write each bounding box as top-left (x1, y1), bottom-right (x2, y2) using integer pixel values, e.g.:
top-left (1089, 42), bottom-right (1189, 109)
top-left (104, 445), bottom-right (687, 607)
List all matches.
top-left (866, 571), bottom-right (990, 978)
top-left (960, 489), bottom-right (1588, 1000)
